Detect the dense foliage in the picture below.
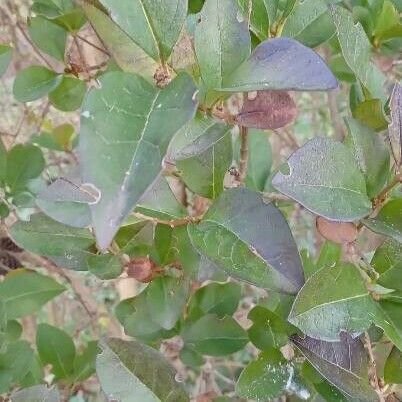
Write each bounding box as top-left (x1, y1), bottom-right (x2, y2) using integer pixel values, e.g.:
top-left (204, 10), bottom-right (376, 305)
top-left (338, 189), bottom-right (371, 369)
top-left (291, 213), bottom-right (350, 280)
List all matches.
top-left (0, 0), bottom-right (401, 400)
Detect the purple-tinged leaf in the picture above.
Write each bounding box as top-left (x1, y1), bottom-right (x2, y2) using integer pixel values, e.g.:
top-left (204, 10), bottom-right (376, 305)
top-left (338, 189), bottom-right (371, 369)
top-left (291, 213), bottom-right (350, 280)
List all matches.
top-left (236, 90), bottom-right (298, 129)
top-left (389, 82), bottom-right (402, 166)
top-left (220, 37), bottom-right (338, 92)
top-left (292, 333), bottom-right (378, 402)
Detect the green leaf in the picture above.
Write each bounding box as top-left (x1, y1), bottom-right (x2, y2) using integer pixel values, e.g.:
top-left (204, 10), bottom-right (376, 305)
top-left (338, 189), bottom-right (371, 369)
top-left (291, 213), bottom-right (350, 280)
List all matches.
top-left (36, 323), bottom-right (75, 379)
top-left (10, 213), bottom-right (95, 257)
top-left (195, 0), bottom-right (251, 96)
top-left (389, 83), bottom-right (401, 165)
top-left (0, 269), bottom-right (65, 320)
top-left (146, 275), bottom-right (190, 330)
top-left (6, 144), bottom-right (45, 194)
top-left (98, 0), bottom-right (187, 61)
top-left (384, 347), bottom-right (402, 384)
top-left (354, 98), bottom-right (388, 131)
top-left (363, 199), bottom-right (402, 243)
top-left (49, 75), bottom-right (86, 111)
top-left (13, 66), bottom-right (62, 102)
top-left (80, 3), bottom-right (158, 79)
top-left (236, 348), bottom-right (293, 401)
top-left (174, 117), bottom-right (232, 199)
top-left (79, 71), bottom-right (198, 250)
top-left (11, 385), bottom-right (60, 402)
top-left (221, 37), bottom-right (338, 92)
top-left (28, 16), bottom-right (66, 61)
top-left (344, 117), bottom-right (389, 199)
top-left (237, 0), bottom-right (273, 40)
top-left (288, 263), bottom-right (374, 341)
top-left (188, 188), bottom-right (304, 293)
top-left (272, 137), bottom-right (372, 221)
top-left (316, 241), bottom-right (342, 271)
top-left (182, 314), bottom-right (248, 356)
top-left (187, 282), bottom-right (241, 322)
top-left (32, 123), bottom-right (76, 151)
top-left (87, 254), bottom-right (122, 280)
top-left (72, 341), bottom-right (98, 383)
top-left (330, 5), bottom-right (386, 100)
top-left (0, 340), bottom-right (35, 393)
top-left (292, 333), bottom-right (378, 402)
top-left (96, 338), bottom-right (189, 402)
top-left (247, 305), bottom-right (291, 350)
top-left (373, 0), bottom-right (402, 43)
top-left (0, 45), bottom-right (12, 77)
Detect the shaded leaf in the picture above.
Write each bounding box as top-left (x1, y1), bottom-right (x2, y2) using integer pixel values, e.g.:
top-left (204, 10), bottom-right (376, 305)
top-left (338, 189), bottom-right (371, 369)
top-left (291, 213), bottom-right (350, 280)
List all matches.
top-left (87, 254), bottom-right (122, 280)
top-left (72, 341), bottom-right (98, 383)
top-left (389, 83), bottom-right (402, 165)
top-left (236, 348), bottom-right (293, 401)
top-left (363, 199), bottom-right (402, 243)
top-left (236, 90), bottom-right (298, 130)
top-left (96, 338), bottom-right (189, 402)
top-left (384, 347), bottom-right (402, 384)
top-left (49, 75), bottom-right (86, 112)
top-left (79, 71), bottom-right (197, 249)
top-left (272, 137), bottom-right (372, 221)
top-left (288, 263), bottom-right (374, 341)
top-left (292, 333), bottom-right (378, 402)
top-left (0, 45), bottom-right (12, 77)
top-left (32, 123), bottom-right (76, 152)
top-left (11, 385), bottom-right (60, 402)
top-left (344, 117), bottom-right (389, 198)
top-left (0, 269), bottom-right (65, 320)
top-left (195, 0), bottom-right (251, 97)
top-left (36, 323), bottom-right (75, 379)
top-left (221, 37), bottom-right (338, 92)
top-left (354, 99), bottom-right (388, 131)
top-left (13, 66), bottom-right (62, 102)
top-left (188, 188), bottom-right (304, 293)
top-left (182, 314), bottom-right (248, 356)
top-left (316, 217), bottom-right (357, 244)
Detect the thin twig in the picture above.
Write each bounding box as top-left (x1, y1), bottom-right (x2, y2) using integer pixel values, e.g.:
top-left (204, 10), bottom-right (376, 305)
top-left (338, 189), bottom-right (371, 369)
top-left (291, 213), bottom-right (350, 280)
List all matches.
top-left (133, 212), bottom-right (202, 227)
top-left (238, 126), bottom-right (249, 184)
top-left (76, 34), bottom-right (110, 56)
top-left (374, 173), bottom-right (402, 207)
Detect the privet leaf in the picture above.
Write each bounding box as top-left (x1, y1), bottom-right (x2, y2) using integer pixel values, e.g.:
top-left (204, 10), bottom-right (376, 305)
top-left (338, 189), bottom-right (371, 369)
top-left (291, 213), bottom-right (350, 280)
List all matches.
top-left (236, 348), bottom-right (293, 400)
top-left (96, 338), bottom-right (189, 402)
top-left (98, 0), bottom-right (187, 61)
top-left (182, 314), bottom-right (248, 356)
top-left (384, 347), bottom-right (402, 384)
top-left (80, 3), bottom-right (158, 80)
top-left (72, 341), bottom-right (98, 383)
top-left (221, 37), bottom-right (338, 92)
top-left (288, 263), bottom-right (374, 341)
top-left (188, 188), bottom-right (304, 293)
top-left (36, 324), bottom-right (75, 379)
top-left (10, 213), bottom-right (94, 257)
top-left (236, 90), bottom-right (298, 130)
top-left (79, 71), bottom-right (198, 249)
top-left (363, 199), bottom-right (402, 243)
top-left (344, 117), bottom-right (389, 199)
top-left (237, 0), bottom-right (274, 40)
top-left (272, 137), bottom-right (372, 221)
top-left (195, 0), bottom-right (251, 95)
top-left (373, 301), bottom-right (402, 352)
top-left (0, 45), bottom-right (12, 77)
top-left (0, 269), bottom-right (65, 320)
top-left (292, 333), bottom-right (378, 402)
top-left (13, 66), bottom-right (62, 102)
top-left (86, 254), bottom-right (122, 280)
top-left (48, 75), bottom-right (86, 112)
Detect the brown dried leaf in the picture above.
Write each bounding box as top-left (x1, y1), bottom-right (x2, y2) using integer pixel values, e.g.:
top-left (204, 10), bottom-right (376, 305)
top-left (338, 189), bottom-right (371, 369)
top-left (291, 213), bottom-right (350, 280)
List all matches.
top-left (316, 216), bottom-right (357, 244)
top-left (126, 257), bottom-right (156, 283)
top-left (236, 90), bottom-right (298, 130)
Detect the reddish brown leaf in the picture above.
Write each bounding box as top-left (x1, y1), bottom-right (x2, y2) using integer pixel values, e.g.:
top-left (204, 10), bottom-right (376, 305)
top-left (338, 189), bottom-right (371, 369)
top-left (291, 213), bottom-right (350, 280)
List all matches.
top-left (316, 216), bottom-right (357, 244)
top-left (236, 90), bottom-right (298, 130)
top-left (126, 257), bottom-right (156, 283)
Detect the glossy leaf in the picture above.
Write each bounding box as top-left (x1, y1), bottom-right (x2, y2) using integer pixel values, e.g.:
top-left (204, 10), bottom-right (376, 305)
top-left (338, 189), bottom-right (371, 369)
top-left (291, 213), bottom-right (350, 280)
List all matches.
top-left (96, 338), bottom-right (189, 402)
top-left (0, 45), bottom-right (12, 77)
top-left (236, 90), bottom-right (298, 130)
top-left (188, 187), bottom-right (304, 293)
top-left (236, 348), bottom-right (293, 400)
top-left (81, 2), bottom-right (158, 79)
top-left (11, 385), bottom-right (60, 402)
top-left (288, 263), bottom-right (374, 341)
top-left (195, 0), bottom-right (251, 94)
top-left (272, 137), bottom-right (372, 221)
top-left (99, 0), bottom-right (187, 61)
top-left (10, 213), bottom-right (94, 257)
top-left (13, 66), bottom-right (62, 102)
top-left (221, 37), bottom-right (338, 92)
top-left (182, 314), bottom-right (248, 356)
top-left (36, 323), bottom-right (75, 379)
top-left (363, 199), bottom-right (402, 243)
top-left (49, 75), bottom-right (86, 112)
top-left (0, 269), bottom-right (65, 320)
top-left (292, 333), bottom-right (378, 402)
top-left (28, 16), bottom-right (66, 61)
top-left (79, 71), bottom-right (197, 249)
top-left (344, 117), bottom-right (389, 199)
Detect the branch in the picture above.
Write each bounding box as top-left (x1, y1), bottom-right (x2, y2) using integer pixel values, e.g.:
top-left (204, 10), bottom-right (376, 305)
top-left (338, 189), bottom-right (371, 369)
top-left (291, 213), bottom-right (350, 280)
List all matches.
top-left (133, 212), bottom-right (203, 227)
top-left (238, 126), bottom-right (249, 184)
